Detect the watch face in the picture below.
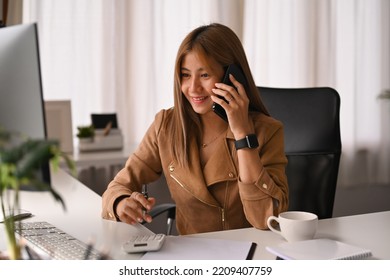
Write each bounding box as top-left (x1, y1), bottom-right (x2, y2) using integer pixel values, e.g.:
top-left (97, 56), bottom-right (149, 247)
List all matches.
top-left (247, 134), bottom-right (259, 148)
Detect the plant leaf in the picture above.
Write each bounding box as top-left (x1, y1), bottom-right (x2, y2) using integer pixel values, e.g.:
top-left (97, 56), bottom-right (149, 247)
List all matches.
top-left (15, 140), bottom-right (58, 178)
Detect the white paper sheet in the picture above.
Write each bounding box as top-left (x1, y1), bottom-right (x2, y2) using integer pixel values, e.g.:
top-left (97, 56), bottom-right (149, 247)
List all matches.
top-left (141, 235), bottom-right (255, 260)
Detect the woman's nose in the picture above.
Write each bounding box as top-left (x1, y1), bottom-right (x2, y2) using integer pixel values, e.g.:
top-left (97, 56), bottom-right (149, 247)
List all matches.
top-left (189, 77), bottom-right (201, 91)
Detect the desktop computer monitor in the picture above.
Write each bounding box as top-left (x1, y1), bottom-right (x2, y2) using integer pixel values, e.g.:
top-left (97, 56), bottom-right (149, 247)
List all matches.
top-left (0, 23), bottom-right (51, 186)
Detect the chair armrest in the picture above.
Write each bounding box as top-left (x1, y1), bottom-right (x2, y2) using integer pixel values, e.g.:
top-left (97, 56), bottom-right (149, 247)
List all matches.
top-left (148, 203), bottom-right (176, 220)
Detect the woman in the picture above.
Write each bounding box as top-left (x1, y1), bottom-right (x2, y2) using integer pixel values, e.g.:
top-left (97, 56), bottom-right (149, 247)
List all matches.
top-left (102, 23), bottom-right (288, 235)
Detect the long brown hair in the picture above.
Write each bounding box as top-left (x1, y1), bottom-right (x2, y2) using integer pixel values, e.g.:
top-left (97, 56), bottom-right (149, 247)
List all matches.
top-left (170, 23), bottom-right (269, 167)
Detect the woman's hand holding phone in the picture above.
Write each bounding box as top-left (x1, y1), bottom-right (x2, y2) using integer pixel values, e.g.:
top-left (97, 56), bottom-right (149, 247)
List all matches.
top-left (211, 65), bottom-right (253, 138)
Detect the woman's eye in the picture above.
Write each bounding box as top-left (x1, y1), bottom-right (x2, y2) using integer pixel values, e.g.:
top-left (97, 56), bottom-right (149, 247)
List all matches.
top-left (201, 73), bottom-right (209, 78)
top-left (181, 73), bottom-right (190, 78)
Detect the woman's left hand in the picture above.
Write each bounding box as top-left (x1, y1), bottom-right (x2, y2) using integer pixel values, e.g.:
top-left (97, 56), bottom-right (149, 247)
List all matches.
top-left (211, 74), bottom-right (253, 138)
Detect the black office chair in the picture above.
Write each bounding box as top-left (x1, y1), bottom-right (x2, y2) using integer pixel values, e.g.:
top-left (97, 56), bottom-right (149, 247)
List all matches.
top-left (149, 86), bottom-right (342, 234)
top-left (146, 202), bottom-right (176, 235)
top-left (258, 86), bottom-right (342, 219)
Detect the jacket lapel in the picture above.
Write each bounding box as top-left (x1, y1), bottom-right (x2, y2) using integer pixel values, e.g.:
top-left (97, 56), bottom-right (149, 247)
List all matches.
top-left (203, 136), bottom-right (238, 186)
top-left (168, 133), bottom-right (237, 207)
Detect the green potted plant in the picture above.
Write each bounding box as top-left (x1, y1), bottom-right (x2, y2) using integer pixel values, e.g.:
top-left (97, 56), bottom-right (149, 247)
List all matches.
top-left (76, 125), bottom-right (95, 143)
top-left (0, 127), bottom-right (75, 259)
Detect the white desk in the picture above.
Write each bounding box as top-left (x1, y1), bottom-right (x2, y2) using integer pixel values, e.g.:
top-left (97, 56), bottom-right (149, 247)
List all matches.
top-left (193, 211), bottom-right (390, 260)
top-left (1, 169), bottom-right (389, 260)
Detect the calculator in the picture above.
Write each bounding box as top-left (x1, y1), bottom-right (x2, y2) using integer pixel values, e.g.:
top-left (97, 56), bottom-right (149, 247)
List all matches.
top-left (122, 233), bottom-right (166, 253)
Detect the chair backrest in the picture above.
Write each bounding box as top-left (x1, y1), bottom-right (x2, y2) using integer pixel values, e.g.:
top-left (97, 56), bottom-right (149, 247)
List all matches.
top-left (258, 87), bottom-right (342, 219)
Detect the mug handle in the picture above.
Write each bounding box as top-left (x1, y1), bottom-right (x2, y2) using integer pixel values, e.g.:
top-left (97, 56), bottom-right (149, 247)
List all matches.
top-left (267, 215), bottom-right (282, 235)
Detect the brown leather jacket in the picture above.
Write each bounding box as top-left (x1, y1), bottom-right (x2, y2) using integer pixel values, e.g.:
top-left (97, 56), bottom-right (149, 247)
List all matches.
top-left (102, 109), bottom-right (288, 235)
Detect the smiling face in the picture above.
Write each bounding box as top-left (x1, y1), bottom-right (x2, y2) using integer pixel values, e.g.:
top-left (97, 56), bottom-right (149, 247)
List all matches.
top-left (180, 51), bottom-right (224, 116)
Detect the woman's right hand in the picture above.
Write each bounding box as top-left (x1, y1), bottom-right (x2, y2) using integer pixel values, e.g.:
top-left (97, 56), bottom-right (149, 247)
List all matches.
top-left (115, 192), bottom-right (156, 225)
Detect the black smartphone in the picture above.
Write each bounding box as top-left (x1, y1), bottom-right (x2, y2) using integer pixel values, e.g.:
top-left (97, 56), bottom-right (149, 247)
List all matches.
top-left (212, 64), bottom-right (248, 122)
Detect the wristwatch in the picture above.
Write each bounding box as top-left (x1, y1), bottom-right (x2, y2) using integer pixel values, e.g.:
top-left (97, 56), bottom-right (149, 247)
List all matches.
top-left (234, 134), bottom-right (259, 150)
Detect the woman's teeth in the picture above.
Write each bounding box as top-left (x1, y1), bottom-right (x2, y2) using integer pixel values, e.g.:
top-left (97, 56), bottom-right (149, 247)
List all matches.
top-left (193, 96), bottom-right (207, 101)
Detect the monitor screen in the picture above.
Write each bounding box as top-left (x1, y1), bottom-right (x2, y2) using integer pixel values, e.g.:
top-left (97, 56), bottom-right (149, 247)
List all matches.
top-left (0, 23), bottom-right (51, 186)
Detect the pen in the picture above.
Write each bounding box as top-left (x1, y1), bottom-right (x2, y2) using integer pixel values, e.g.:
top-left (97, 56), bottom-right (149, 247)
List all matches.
top-left (142, 184), bottom-right (148, 217)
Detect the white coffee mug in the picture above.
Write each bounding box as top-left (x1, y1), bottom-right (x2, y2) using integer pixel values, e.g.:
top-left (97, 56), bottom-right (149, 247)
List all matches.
top-left (267, 211), bottom-right (318, 242)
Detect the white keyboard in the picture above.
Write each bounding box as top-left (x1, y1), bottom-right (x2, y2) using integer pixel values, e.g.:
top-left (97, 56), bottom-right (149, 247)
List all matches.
top-left (15, 221), bottom-right (102, 260)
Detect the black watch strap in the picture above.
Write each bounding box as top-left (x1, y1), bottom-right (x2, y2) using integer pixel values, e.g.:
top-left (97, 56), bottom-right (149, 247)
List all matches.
top-left (234, 134), bottom-right (259, 150)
